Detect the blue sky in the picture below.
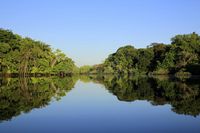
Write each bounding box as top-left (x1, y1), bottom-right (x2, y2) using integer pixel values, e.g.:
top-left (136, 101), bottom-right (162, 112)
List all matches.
top-left (1, 0), bottom-right (200, 66)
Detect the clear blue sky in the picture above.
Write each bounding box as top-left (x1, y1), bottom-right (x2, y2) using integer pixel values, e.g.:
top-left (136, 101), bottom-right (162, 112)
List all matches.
top-left (1, 0), bottom-right (200, 66)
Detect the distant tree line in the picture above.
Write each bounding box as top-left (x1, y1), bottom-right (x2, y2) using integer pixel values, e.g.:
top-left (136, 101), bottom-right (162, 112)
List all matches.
top-left (0, 29), bottom-right (78, 76)
top-left (87, 32), bottom-right (200, 75)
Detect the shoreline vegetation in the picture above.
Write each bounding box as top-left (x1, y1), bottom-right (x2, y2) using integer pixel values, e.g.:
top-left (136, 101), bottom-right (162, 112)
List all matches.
top-left (0, 28), bottom-right (78, 77)
top-left (1, 28), bottom-right (200, 77)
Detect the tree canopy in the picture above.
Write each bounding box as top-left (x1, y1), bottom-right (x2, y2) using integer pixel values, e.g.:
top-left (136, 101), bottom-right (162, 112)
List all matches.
top-left (0, 29), bottom-right (77, 76)
top-left (91, 32), bottom-right (200, 75)
top-left (1, 29), bottom-right (200, 76)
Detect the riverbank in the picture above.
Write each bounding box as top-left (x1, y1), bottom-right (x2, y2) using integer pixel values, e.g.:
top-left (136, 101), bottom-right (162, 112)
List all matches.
top-left (0, 72), bottom-right (74, 78)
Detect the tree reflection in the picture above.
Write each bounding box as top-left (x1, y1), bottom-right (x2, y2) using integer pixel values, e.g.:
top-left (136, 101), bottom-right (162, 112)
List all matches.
top-left (80, 75), bottom-right (200, 117)
top-left (0, 75), bottom-right (200, 122)
top-left (0, 76), bottom-right (78, 122)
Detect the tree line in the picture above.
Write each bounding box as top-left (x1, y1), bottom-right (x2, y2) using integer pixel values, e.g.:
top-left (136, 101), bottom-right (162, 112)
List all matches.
top-left (1, 28), bottom-right (200, 76)
top-left (0, 29), bottom-right (78, 76)
top-left (83, 32), bottom-right (200, 76)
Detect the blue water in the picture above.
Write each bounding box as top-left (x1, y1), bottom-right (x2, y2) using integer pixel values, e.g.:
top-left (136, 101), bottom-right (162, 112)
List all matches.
top-left (0, 77), bottom-right (200, 133)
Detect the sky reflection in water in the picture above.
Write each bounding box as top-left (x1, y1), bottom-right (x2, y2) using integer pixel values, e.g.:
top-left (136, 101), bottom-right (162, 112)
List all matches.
top-left (0, 75), bottom-right (200, 133)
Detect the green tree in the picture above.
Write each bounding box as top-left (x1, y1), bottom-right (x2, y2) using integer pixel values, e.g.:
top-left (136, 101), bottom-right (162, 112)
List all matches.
top-left (0, 29), bottom-right (77, 76)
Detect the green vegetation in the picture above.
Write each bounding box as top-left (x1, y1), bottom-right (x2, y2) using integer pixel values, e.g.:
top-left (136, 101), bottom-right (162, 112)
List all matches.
top-left (90, 32), bottom-right (200, 75)
top-left (1, 29), bottom-right (200, 76)
top-left (79, 64), bottom-right (104, 74)
top-left (1, 29), bottom-right (200, 122)
top-left (0, 29), bottom-right (77, 76)
top-left (79, 65), bottom-right (93, 74)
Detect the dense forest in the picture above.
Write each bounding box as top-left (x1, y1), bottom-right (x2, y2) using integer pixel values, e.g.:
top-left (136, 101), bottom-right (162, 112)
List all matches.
top-left (83, 32), bottom-right (200, 76)
top-left (0, 29), bottom-right (78, 76)
top-left (1, 29), bottom-right (200, 76)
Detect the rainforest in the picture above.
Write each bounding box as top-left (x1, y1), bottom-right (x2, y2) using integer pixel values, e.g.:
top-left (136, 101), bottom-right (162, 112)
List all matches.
top-left (1, 28), bottom-right (200, 77)
top-left (1, 29), bottom-right (200, 133)
top-left (1, 1), bottom-right (200, 133)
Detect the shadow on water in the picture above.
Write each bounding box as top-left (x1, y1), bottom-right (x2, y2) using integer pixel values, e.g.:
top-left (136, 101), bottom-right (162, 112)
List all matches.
top-left (0, 75), bottom-right (200, 122)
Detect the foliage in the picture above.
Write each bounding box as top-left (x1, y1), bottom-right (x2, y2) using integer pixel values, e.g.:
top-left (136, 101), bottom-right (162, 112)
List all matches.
top-left (92, 32), bottom-right (200, 75)
top-left (0, 29), bottom-right (77, 75)
top-left (1, 28), bottom-right (200, 75)
top-left (79, 65), bottom-right (93, 74)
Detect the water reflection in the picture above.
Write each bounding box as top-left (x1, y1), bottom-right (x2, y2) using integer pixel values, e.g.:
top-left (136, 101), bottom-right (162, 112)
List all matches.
top-left (0, 75), bottom-right (200, 122)
top-left (0, 77), bottom-right (78, 122)
top-left (79, 75), bottom-right (200, 117)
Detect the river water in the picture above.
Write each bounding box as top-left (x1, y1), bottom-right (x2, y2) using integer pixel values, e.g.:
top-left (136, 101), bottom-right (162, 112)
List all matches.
top-left (0, 75), bottom-right (200, 133)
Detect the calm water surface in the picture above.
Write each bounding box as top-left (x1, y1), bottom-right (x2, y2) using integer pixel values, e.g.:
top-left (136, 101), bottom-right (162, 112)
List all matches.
top-left (0, 75), bottom-right (200, 133)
